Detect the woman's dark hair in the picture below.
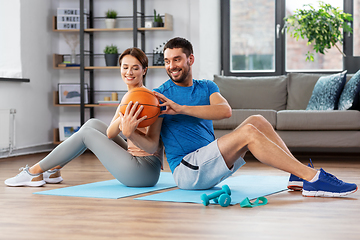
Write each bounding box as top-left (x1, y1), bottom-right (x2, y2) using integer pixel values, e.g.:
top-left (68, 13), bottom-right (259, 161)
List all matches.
top-left (163, 37), bottom-right (193, 57)
top-left (119, 47), bottom-right (148, 78)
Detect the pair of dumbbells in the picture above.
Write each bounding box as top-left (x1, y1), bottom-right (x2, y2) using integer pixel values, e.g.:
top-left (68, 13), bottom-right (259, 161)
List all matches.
top-left (200, 185), bottom-right (231, 207)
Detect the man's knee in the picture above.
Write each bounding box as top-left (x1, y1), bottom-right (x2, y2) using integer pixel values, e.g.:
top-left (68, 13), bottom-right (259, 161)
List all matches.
top-left (248, 114), bottom-right (266, 123)
top-left (248, 115), bottom-right (271, 130)
top-left (235, 123), bottom-right (259, 137)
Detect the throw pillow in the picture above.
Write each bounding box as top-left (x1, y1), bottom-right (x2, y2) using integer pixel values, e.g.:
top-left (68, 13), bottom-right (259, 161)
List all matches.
top-left (306, 70), bottom-right (347, 110)
top-left (338, 69), bottom-right (360, 110)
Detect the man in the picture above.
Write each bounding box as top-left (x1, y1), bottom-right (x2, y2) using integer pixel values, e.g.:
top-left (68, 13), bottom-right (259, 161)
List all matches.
top-left (124, 37), bottom-right (357, 197)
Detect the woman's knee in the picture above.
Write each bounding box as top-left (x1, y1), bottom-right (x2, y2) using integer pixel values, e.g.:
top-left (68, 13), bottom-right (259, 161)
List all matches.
top-left (83, 118), bottom-right (103, 127)
top-left (82, 118), bottom-right (107, 133)
top-left (77, 125), bottom-right (94, 137)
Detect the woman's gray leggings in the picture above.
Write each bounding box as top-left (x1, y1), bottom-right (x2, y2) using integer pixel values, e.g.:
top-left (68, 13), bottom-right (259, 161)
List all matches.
top-left (38, 119), bottom-right (161, 187)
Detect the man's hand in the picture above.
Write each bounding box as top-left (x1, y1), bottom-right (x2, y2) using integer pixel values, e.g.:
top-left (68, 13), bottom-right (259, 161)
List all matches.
top-left (154, 92), bottom-right (183, 115)
top-left (120, 101), bottom-right (147, 138)
top-left (154, 91), bottom-right (232, 120)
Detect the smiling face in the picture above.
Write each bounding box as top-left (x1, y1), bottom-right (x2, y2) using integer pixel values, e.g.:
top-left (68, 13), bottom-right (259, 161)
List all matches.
top-left (164, 48), bottom-right (194, 87)
top-left (120, 55), bottom-right (147, 90)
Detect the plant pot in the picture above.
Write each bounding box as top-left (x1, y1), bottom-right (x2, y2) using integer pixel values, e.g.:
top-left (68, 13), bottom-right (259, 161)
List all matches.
top-left (153, 22), bottom-right (164, 28)
top-left (105, 18), bottom-right (116, 29)
top-left (104, 54), bottom-right (119, 66)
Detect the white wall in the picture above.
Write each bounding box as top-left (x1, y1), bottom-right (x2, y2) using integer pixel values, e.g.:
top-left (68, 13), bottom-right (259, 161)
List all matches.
top-left (0, 0), bottom-right (220, 157)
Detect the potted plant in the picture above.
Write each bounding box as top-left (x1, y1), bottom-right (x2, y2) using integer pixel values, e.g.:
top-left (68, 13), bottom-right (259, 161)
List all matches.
top-left (282, 1), bottom-right (352, 61)
top-left (105, 9), bottom-right (117, 29)
top-left (103, 44), bottom-right (119, 66)
top-left (153, 9), bottom-right (164, 27)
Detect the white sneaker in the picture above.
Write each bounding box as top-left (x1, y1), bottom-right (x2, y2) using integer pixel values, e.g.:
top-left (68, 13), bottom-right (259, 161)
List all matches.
top-left (43, 169), bottom-right (63, 184)
top-left (4, 165), bottom-right (46, 187)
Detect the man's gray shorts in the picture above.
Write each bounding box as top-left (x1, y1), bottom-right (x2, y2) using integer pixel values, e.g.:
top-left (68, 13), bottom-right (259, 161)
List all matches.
top-left (173, 139), bottom-right (246, 190)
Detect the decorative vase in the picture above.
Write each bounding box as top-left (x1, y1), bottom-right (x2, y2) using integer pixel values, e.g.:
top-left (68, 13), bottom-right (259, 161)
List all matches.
top-left (104, 54), bottom-right (119, 66)
top-left (105, 19), bottom-right (116, 29)
top-left (71, 49), bottom-right (76, 63)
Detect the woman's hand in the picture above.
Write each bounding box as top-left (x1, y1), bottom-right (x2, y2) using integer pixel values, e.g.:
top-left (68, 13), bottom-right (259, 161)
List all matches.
top-left (120, 101), bottom-right (147, 138)
top-left (153, 92), bottom-right (183, 115)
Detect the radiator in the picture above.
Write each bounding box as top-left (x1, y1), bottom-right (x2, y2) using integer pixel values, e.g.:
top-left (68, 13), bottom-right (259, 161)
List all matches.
top-left (0, 109), bottom-right (16, 151)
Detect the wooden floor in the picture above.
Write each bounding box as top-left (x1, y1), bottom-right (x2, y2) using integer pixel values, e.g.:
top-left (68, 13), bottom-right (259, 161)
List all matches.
top-left (0, 152), bottom-right (359, 240)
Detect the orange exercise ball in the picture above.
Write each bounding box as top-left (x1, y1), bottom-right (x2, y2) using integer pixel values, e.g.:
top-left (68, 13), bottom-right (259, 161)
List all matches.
top-left (120, 88), bottom-right (161, 128)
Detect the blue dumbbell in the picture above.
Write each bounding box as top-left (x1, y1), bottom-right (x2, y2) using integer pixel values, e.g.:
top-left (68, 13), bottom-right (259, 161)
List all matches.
top-left (213, 193), bottom-right (231, 207)
top-left (200, 185), bottom-right (231, 206)
top-left (218, 193), bottom-right (231, 207)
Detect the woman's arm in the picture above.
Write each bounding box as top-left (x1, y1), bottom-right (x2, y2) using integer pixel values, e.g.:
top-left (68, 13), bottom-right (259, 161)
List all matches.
top-left (106, 104), bottom-right (122, 138)
top-left (124, 117), bottom-right (163, 154)
top-left (107, 101), bottom-right (161, 154)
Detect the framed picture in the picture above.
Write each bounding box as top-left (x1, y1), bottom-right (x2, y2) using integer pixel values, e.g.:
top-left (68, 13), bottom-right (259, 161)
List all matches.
top-left (58, 83), bottom-right (89, 104)
top-left (59, 122), bottom-right (81, 141)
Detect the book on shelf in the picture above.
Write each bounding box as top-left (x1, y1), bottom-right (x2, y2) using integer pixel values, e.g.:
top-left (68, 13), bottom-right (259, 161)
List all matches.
top-left (58, 63), bottom-right (80, 67)
top-left (98, 101), bottom-right (119, 106)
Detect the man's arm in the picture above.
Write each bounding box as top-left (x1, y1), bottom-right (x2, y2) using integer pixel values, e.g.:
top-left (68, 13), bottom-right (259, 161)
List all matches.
top-left (154, 91), bottom-right (232, 120)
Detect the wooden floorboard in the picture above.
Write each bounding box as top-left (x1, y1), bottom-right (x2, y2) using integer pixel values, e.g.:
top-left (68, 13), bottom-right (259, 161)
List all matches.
top-left (0, 152), bottom-right (359, 240)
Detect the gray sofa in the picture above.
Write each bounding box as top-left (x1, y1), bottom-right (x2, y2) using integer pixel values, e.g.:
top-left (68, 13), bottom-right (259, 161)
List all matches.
top-left (212, 73), bottom-right (360, 152)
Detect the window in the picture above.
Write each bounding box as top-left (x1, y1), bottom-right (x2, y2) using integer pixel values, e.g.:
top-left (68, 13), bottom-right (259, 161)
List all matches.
top-left (354, 0), bottom-right (360, 56)
top-left (0, 0), bottom-right (22, 78)
top-left (230, 0), bottom-right (276, 72)
top-left (285, 0), bottom-right (343, 72)
top-left (222, 0), bottom-right (357, 76)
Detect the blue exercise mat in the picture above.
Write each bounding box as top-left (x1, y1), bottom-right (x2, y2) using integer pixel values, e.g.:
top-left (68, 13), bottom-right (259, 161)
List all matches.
top-left (34, 172), bottom-right (176, 199)
top-left (134, 175), bottom-right (288, 205)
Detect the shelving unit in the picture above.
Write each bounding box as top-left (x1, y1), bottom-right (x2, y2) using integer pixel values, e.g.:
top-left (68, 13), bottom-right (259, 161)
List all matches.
top-left (52, 13), bottom-right (172, 32)
top-left (53, 0), bottom-right (172, 122)
top-left (52, 0), bottom-right (172, 144)
top-left (53, 54), bottom-right (165, 70)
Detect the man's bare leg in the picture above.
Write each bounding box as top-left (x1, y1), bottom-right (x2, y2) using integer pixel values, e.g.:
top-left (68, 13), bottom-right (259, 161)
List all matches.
top-left (217, 123), bottom-right (317, 181)
top-left (235, 115), bottom-right (297, 161)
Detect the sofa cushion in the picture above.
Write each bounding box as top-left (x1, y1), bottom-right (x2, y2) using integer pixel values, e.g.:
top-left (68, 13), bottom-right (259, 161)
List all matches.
top-left (306, 71), bottom-right (347, 110)
top-left (287, 73), bottom-right (354, 110)
top-left (276, 110), bottom-right (360, 130)
top-left (277, 131), bottom-right (360, 148)
top-left (338, 69), bottom-right (360, 110)
top-left (286, 73), bottom-right (324, 110)
top-left (214, 75), bottom-right (287, 111)
top-left (213, 109), bottom-right (277, 129)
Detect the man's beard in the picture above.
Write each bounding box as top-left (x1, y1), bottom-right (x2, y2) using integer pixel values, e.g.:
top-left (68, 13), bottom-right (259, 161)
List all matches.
top-left (167, 63), bottom-right (190, 83)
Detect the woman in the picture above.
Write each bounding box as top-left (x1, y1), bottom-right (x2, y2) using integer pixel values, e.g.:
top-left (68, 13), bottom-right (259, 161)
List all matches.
top-left (5, 47), bottom-right (163, 187)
